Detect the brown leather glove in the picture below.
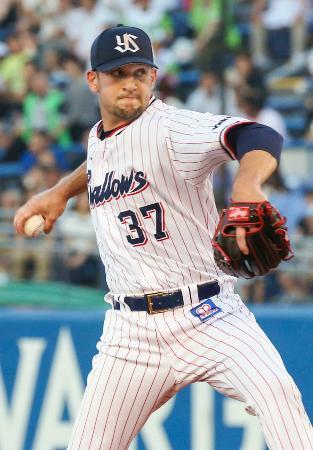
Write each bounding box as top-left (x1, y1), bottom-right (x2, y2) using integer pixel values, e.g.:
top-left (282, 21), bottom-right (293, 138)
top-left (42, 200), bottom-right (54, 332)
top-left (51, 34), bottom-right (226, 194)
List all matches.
top-left (213, 201), bottom-right (294, 279)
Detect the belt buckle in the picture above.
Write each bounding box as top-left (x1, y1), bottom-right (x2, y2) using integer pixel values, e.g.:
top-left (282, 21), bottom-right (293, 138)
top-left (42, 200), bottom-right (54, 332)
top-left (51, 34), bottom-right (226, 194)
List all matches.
top-left (146, 291), bottom-right (169, 314)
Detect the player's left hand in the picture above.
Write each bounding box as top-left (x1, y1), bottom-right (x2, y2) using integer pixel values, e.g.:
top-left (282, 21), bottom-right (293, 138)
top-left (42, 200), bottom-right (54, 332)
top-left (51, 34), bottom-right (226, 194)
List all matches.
top-left (229, 181), bottom-right (268, 256)
top-left (212, 200), bottom-right (294, 279)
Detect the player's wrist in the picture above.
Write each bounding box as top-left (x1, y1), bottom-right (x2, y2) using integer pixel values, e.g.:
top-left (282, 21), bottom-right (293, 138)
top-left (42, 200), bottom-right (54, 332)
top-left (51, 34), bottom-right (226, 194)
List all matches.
top-left (53, 179), bottom-right (72, 203)
top-left (231, 180), bottom-right (267, 202)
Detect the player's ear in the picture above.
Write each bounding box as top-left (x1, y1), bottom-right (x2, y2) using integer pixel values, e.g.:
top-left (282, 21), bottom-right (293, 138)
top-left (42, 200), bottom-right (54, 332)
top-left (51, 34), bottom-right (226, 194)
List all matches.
top-left (86, 70), bottom-right (99, 93)
top-left (150, 68), bottom-right (157, 89)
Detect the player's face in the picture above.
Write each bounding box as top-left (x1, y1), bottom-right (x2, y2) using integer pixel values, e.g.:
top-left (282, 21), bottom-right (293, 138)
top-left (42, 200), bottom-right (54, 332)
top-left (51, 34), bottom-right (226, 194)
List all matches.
top-left (87, 64), bottom-right (157, 128)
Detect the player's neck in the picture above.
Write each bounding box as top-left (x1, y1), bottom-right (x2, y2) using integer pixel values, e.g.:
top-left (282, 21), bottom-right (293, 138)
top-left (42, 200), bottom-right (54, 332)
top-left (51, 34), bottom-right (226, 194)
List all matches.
top-left (102, 117), bottom-right (130, 132)
top-left (98, 121), bottom-right (130, 140)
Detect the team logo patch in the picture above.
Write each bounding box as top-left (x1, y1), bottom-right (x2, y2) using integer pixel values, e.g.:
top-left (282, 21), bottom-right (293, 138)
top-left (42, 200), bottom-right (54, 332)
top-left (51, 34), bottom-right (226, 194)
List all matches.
top-left (190, 298), bottom-right (221, 322)
top-left (227, 206), bottom-right (250, 221)
top-left (115, 33), bottom-right (139, 53)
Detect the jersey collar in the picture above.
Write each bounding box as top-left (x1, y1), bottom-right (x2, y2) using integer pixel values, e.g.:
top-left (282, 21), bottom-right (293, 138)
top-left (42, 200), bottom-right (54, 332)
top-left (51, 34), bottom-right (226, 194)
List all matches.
top-left (97, 121), bottom-right (129, 140)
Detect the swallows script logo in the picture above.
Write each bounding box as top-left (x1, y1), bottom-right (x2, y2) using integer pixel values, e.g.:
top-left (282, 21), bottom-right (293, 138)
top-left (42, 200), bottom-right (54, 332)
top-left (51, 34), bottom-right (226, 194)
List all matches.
top-left (115, 34), bottom-right (140, 53)
top-left (88, 170), bottom-right (149, 208)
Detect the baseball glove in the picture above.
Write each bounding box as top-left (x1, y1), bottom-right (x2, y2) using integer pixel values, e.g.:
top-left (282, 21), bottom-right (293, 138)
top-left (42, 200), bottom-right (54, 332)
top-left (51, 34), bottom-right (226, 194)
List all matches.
top-left (212, 201), bottom-right (293, 279)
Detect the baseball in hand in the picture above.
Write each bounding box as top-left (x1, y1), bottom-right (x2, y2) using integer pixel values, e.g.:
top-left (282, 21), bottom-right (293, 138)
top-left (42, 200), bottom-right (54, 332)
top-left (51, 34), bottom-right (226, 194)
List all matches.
top-left (24, 214), bottom-right (45, 237)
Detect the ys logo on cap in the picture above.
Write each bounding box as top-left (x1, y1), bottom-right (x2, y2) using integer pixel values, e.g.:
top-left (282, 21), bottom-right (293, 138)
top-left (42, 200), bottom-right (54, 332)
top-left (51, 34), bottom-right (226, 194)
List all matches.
top-left (115, 34), bottom-right (140, 53)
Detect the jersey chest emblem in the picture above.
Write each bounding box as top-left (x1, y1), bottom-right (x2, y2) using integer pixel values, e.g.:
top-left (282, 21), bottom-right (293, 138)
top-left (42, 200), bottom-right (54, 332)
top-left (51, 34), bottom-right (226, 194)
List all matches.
top-left (88, 169), bottom-right (149, 208)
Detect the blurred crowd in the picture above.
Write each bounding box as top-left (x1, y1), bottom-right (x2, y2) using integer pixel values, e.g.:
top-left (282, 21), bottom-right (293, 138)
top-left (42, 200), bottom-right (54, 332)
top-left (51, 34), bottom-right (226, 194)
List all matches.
top-left (1, 0), bottom-right (313, 304)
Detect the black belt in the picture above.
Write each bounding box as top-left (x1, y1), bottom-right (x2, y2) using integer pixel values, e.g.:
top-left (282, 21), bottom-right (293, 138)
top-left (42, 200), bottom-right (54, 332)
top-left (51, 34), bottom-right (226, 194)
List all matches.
top-left (113, 281), bottom-right (220, 314)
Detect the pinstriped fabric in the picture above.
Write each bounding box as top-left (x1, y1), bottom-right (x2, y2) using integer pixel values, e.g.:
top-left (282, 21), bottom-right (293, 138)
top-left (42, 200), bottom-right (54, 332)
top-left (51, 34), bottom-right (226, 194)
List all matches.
top-left (135, 115), bottom-right (185, 284)
top-left (128, 115), bottom-right (175, 288)
top-left (68, 310), bottom-right (177, 450)
top-left (211, 317), bottom-right (311, 448)
top-left (146, 111), bottom-right (207, 271)
top-left (68, 311), bottom-right (115, 447)
top-left (87, 98), bottom-right (239, 297)
top-left (163, 297), bottom-right (312, 450)
top-left (68, 297), bottom-right (312, 450)
top-left (80, 97), bottom-right (313, 450)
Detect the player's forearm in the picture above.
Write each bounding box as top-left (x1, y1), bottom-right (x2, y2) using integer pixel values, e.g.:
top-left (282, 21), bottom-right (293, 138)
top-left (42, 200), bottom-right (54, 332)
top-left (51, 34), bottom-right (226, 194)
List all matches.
top-left (231, 150), bottom-right (277, 202)
top-left (55, 161), bottom-right (88, 200)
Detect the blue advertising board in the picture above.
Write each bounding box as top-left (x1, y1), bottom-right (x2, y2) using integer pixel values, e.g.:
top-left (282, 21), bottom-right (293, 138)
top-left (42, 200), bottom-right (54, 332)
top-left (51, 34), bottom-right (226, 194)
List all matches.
top-left (0, 306), bottom-right (312, 450)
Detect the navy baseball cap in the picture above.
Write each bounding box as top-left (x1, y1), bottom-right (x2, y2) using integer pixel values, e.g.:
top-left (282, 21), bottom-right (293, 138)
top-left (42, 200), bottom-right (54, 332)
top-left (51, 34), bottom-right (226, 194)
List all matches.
top-left (90, 24), bottom-right (158, 72)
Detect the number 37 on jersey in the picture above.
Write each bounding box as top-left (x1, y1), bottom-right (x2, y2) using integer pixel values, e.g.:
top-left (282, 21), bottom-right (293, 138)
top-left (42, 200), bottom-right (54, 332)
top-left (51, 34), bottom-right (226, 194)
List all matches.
top-left (118, 202), bottom-right (169, 247)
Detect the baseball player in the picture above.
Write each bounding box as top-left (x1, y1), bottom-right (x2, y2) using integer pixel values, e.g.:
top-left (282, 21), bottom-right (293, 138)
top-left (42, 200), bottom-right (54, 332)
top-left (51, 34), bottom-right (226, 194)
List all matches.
top-left (14, 25), bottom-right (313, 450)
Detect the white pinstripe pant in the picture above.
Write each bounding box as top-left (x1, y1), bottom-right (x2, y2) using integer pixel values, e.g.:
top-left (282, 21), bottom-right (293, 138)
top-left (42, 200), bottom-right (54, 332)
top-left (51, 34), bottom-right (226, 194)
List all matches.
top-left (68, 293), bottom-right (313, 450)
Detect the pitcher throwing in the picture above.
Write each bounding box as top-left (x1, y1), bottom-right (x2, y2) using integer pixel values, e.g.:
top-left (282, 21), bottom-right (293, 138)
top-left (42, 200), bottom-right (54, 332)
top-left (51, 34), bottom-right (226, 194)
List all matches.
top-left (14, 25), bottom-right (313, 450)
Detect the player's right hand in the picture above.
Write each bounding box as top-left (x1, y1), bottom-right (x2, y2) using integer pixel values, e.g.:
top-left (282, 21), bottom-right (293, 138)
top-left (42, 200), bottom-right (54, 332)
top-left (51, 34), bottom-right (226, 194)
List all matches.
top-left (14, 187), bottom-right (67, 235)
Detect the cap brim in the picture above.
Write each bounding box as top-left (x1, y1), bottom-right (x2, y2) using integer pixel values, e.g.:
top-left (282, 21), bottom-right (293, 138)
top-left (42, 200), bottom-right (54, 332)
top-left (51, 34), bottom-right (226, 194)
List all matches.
top-left (94, 56), bottom-right (158, 72)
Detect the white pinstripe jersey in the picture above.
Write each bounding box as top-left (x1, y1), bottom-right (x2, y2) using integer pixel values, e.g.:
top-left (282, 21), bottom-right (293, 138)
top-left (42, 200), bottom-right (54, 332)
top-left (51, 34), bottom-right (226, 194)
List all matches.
top-left (86, 97), bottom-right (250, 297)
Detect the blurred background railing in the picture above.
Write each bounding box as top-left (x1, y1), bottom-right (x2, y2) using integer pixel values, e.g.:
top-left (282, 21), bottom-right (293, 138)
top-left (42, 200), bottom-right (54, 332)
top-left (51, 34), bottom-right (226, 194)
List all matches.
top-left (0, 204), bottom-right (107, 308)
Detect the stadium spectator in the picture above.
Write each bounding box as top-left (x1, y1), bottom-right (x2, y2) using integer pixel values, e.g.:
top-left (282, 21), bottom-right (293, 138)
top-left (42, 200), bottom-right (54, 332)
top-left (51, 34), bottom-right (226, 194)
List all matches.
top-left (271, 270), bottom-right (311, 303)
top-left (297, 190), bottom-right (313, 234)
top-left (186, 72), bottom-right (236, 114)
top-left (155, 74), bottom-right (184, 107)
top-left (57, 192), bottom-right (99, 286)
top-left (265, 170), bottom-right (306, 234)
top-left (34, 0), bottom-right (75, 43)
top-left (169, 36), bottom-right (199, 100)
top-left (190, 0), bottom-right (241, 74)
top-left (0, 124), bottom-right (26, 163)
top-left (298, 206), bottom-right (313, 237)
top-left (62, 54), bottom-right (99, 141)
top-left (11, 232), bottom-right (54, 282)
top-left (238, 277), bottom-right (266, 304)
top-left (151, 30), bottom-right (176, 79)
top-left (251, 0), bottom-right (309, 66)
top-left (9, 168), bottom-right (55, 282)
top-left (121, 0), bottom-right (173, 41)
top-left (0, 187), bottom-right (22, 214)
top-left (62, 0), bottom-right (117, 64)
top-left (23, 59), bottom-right (39, 89)
top-left (0, 187), bottom-right (22, 285)
top-left (0, 0), bottom-right (20, 42)
top-left (225, 51), bottom-right (265, 94)
top-left (41, 48), bottom-right (64, 79)
top-left (21, 163), bottom-right (64, 202)
top-left (237, 88), bottom-right (288, 139)
top-left (232, 0), bottom-right (254, 47)
top-left (22, 165), bottom-right (47, 198)
top-left (21, 130), bottom-right (68, 172)
top-left (0, 31), bottom-right (32, 105)
top-left (22, 70), bottom-right (70, 145)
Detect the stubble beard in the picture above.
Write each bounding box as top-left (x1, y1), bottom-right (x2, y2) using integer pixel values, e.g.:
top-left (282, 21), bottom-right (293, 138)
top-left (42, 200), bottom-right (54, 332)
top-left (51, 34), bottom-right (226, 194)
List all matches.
top-left (111, 103), bottom-right (145, 122)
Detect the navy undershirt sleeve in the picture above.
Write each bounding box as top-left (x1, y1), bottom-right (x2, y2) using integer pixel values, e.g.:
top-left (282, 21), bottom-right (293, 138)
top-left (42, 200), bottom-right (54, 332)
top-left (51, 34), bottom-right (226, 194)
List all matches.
top-left (225, 123), bottom-right (283, 162)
